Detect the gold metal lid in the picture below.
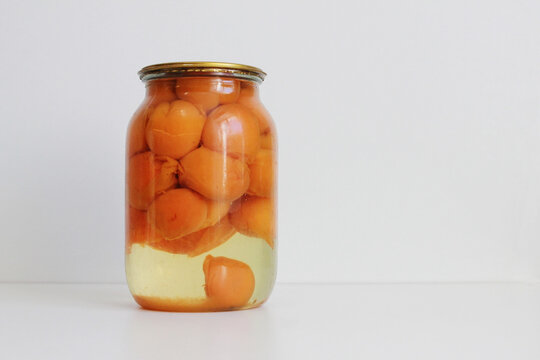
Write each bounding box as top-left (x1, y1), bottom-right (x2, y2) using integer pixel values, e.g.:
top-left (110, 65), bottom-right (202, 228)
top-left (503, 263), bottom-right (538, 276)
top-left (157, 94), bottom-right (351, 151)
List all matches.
top-left (138, 62), bottom-right (266, 82)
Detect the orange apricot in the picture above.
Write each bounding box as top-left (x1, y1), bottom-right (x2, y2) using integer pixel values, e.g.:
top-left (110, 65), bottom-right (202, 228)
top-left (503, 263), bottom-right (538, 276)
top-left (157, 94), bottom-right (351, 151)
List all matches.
top-left (259, 132), bottom-right (275, 150)
top-left (127, 106), bottom-right (150, 157)
top-left (127, 81), bottom-right (178, 157)
top-left (126, 206), bottom-right (150, 251)
top-left (237, 86), bottom-right (273, 134)
top-left (229, 196), bottom-right (275, 248)
top-left (149, 188), bottom-right (208, 240)
top-left (176, 77), bottom-right (240, 113)
top-left (178, 147), bottom-right (250, 201)
top-left (132, 294), bottom-right (211, 312)
top-left (247, 150), bottom-right (275, 197)
top-left (202, 104), bottom-right (260, 161)
top-left (148, 229), bottom-right (199, 254)
top-left (145, 100), bottom-right (206, 158)
top-left (148, 218), bottom-right (235, 256)
top-left (203, 255), bottom-right (255, 308)
top-left (127, 152), bottom-right (178, 210)
top-left (203, 200), bottom-right (231, 228)
top-left (147, 80), bottom-right (177, 105)
top-left (147, 199), bottom-right (230, 254)
top-left (188, 218), bottom-right (236, 257)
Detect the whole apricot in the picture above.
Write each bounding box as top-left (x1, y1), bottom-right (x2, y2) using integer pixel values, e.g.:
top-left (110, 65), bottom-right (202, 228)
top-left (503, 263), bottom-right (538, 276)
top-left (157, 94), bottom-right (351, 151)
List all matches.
top-left (126, 206), bottom-right (149, 251)
top-left (149, 199), bottom-right (230, 254)
top-left (148, 218), bottom-right (235, 256)
top-left (202, 104), bottom-right (260, 161)
top-left (127, 152), bottom-right (178, 210)
top-left (148, 229), bottom-right (199, 254)
top-left (176, 77), bottom-right (240, 113)
top-left (259, 132), bottom-right (275, 150)
top-left (178, 147), bottom-right (250, 201)
top-left (128, 81), bottom-right (178, 157)
top-left (237, 86), bottom-right (273, 135)
top-left (147, 199), bottom-right (230, 255)
top-left (203, 255), bottom-right (255, 308)
top-left (147, 80), bottom-right (177, 105)
top-left (203, 200), bottom-right (231, 228)
top-left (145, 100), bottom-right (206, 158)
top-left (127, 106), bottom-right (150, 157)
top-left (229, 196), bottom-right (275, 248)
top-left (149, 188), bottom-right (208, 240)
top-left (188, 218), bottom-right (236, 257)
top-left (247, 150), bottom-right (275, 197)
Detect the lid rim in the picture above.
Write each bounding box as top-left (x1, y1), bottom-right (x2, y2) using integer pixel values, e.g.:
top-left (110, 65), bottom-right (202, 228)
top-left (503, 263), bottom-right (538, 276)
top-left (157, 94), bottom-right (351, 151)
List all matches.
top-left (138, 62), bottom-right (266, 82)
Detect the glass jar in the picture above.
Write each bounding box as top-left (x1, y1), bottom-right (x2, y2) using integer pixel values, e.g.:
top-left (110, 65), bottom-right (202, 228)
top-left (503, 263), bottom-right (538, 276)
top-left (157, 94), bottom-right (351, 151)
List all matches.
top-left (125, 62), bottom-right (277, 312)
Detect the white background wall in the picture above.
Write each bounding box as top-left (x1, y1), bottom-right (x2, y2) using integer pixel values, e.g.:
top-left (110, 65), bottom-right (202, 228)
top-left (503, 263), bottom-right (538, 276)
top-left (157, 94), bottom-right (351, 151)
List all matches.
top-left (1, 0), bottom-right (539, 283)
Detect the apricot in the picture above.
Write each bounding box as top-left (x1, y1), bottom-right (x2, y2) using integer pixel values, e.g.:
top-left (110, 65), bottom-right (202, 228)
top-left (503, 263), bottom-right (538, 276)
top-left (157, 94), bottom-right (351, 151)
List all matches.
top-left (148, 218), bottom-right (235, 256)
top-left (128, 81), bottom-right (178, 157)
top-left (127, 152), bottom-right (178, 210)
top-left (126, 206), bottom-right (149, 251)
top-left (147, 80), bottom-right (177, 105)
top-left (178, 147), bottom-right (250, 201)
top-left (203, 200), bottom-right (231, 228)
top-left (127, 106), bottom-right (150, 157)
top-left (147, 229), bottom-right (199, 254)
top-left (176, 77), bottom-right (240, 113)
top-left (202, 104), bottom-right (260, 161)
top-left (247, 150), bottom-right (275, 197)
top-left (132, 295), bottom-right (211, 312)
top-left (145, 100), bottom-right (206, 158)
top-left (259, 132), bottom-right (275, 150)
top-left (203, 255), bottom-right (255, 308)
top-left (237, 86), bottom-right (273, 134)
top-left (189, 218), bottom-right (236, 257)
top-left (147, 199), bottom-right (230, 254)
top-left (229, 196), bottom-right (275, 248)
top-left (149, 188), bottom-right (208, 240)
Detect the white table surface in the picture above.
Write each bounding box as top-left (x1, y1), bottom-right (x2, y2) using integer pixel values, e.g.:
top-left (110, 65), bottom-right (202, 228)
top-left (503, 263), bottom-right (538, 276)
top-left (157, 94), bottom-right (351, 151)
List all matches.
top-left (1, 283), bottom-right (539, 359)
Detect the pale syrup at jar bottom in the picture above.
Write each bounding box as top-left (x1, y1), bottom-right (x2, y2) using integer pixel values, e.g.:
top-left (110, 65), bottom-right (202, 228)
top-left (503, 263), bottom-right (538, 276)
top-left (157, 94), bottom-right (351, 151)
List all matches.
top-left (125, 233), bottom-right (276, 311)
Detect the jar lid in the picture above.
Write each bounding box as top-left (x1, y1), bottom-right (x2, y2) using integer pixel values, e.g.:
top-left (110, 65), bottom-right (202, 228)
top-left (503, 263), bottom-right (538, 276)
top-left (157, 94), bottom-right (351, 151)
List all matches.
top-left (138, 62), bottom-right (266, 82)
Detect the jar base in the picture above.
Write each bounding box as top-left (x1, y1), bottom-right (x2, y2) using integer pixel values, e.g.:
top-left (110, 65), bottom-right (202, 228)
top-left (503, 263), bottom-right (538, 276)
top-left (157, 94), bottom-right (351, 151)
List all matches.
top-left (132, 294), bottom-right (266, 312)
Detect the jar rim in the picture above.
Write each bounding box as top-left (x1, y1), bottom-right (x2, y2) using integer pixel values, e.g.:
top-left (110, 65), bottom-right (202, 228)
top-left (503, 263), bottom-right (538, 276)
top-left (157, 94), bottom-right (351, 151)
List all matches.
top-left (138, 62), bottom-right (266, 82)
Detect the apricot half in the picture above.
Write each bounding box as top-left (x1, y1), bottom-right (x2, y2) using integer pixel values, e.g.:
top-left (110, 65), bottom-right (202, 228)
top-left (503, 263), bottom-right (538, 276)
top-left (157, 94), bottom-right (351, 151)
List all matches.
top-left (229, 196), bottom-right (275, 248)
top-left (178, 147), bottom-right (250, 201)
top-left (259, 132), bottom-right (275, 150)
top-left (148, 229), bottom-right (199, 254)
top-left (145, 100), bottom-right (206, 158)
top-left (147, 80), bottom-right (177, 105)
top-left (149, 188), bottom-right (208, 240)
top-left (237, 86), bottom-right (273, 135)
top-left (203, 200), bottom-right (231, 228)
top-left (127, 152), bottom-right (178, 210)
top-left (203, 255), bottom-right (255, 308)
top-left (187, 218), bottom-right (236, 257)
top-left (176, 77), bottom-right (240, 113)
top-left (127, 106), bottom-right (150, 157)
top-left (202, 104), bottom-right (260, 161)
top-left (126, 206), bottom-right (149, 251)
top-left (247, 150), bottom-right (275, 197)
top-left (148, 218), bottom-right (235, 256)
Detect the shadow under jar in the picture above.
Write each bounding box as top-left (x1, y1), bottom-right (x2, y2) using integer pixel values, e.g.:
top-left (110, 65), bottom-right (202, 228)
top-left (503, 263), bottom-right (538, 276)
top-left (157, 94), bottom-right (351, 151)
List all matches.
top-left (125, 62), bottom-right (277, 312)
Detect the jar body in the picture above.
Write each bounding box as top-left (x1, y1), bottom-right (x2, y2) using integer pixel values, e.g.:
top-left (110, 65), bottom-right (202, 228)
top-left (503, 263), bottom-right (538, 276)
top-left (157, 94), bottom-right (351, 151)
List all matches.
top-left (125, 76), bottom-right (277, 311)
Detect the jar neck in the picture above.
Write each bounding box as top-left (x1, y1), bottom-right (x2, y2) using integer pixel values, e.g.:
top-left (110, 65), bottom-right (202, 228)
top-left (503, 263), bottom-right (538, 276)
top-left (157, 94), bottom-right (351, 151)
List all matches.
top-left (141, 77), bottom-right (262, 116)
top-left (143, 77), bottom-right (261, 102)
